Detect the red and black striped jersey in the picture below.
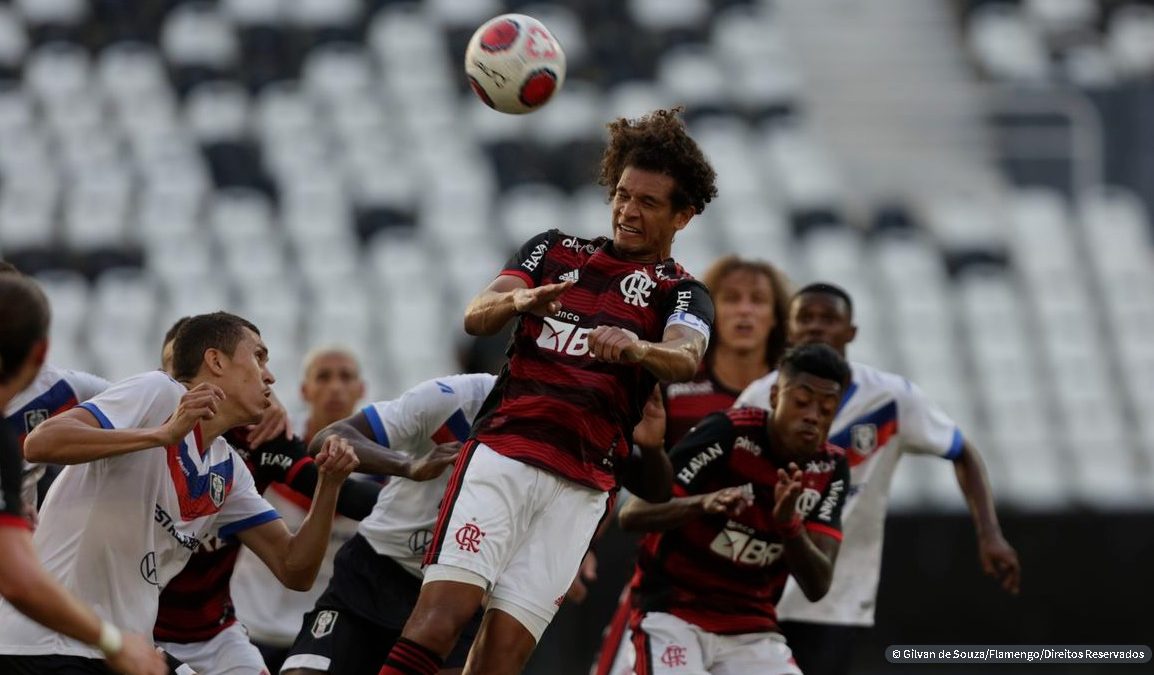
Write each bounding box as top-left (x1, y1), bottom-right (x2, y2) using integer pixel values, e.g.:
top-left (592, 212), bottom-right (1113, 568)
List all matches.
top-left (472, 230), bottom-right (714, 492)
top-left (661, 365), bottom-right (741, 450)
top-left (632, 407), bottom-right (849, 634)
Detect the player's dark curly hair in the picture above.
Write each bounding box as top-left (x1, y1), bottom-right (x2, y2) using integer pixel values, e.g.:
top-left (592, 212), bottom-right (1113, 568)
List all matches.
top-left (598, 107), bottom-right (718, 215)
top-left (779, 343), bottom-right (852, 391)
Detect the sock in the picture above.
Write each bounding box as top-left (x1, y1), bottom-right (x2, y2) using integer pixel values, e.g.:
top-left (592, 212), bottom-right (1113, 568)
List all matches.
top-left (379, 637), bottom-right (444, 675)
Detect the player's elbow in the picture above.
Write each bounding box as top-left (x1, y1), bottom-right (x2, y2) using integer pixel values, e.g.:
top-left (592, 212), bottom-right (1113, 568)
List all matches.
top-left (23, 425), bottom-right (59, 464)
top-left (617, 500), bottom-right (651, 532)
top-left (799, 572), bottom-right (833, 602)
top-left (463, 310), bottom-right (495, 337)
top-left (278, 564), bottom-right (318, 592)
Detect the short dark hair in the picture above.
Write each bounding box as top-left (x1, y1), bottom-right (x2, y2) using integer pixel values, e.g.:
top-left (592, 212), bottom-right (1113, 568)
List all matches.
top-left (0, 261), bottom-right (20, 275)
top-left (794, 282), bottom-right (854, 320)
top-left (0, 275), bottom-right (51, 384)
top-left (598, 107), bottom-right (718, 215)
top-left (163, 316), bottom-right (192, 350)
top-left (171, 312), bottom-right (260, 381)
top-left (778, 343), bottom-right (852, 390)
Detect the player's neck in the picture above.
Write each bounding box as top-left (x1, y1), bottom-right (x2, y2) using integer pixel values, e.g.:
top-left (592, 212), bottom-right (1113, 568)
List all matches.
top-left (766, 424), bottom-right (806, 465)
top-left (198, 414), bottom-right (240, 447)
top-left (303, 413), bottom-right (340, 445)
top-left (711, 348), bottom-right (769, 393)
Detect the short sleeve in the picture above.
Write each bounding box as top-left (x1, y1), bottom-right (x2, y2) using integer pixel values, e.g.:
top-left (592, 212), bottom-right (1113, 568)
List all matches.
top-left (216, 451), bottom-right (280, 540)
top-left (660, 279), bottom-right (714, 343)
top-left (361, 376), bottom-right (479, 454)
top-left (803, 455), bottom-right (850, 541)
top-left (499, 230), bottom-right (557, 288)
top-left (898, 379), bottom-right (964, 460)
top-left (76, 371), bottom-right (183, 431)
top-left (668, 411), bottom-right (735, 495)
top-left (65, 369), bottom-right (112, 402)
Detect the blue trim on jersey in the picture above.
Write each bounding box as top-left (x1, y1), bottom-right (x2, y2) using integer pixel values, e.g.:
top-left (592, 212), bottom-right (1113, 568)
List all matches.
top-left (837, 382), bottom-right (859, 414)
top-left (944, 428), bottom-right (965, 460)
top-left (218, 509), bottom-right (281, 540)
top-left (77, 402), bottom-right (114, 430)
top-left (445, 409), bottom-right (472, 442)
top-left (4, 379), bottom-right (78, 436)
top-left (828, 400), bottom-right (898, 449)
top-left (362, 405), bottom-right (390, 447)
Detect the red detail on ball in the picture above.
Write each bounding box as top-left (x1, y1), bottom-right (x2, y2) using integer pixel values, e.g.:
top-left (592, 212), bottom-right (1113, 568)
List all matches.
top-left (468, 76), bottom-right (496, 109)
top-left (519, 69), bottom-right (557, 108)
top-left (480, 18), bottom-right (520, 53)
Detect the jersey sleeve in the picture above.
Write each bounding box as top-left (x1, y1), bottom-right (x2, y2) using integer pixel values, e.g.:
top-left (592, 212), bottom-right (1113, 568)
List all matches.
top-left (76, 371), bottom-right (183, 431)
top-left (897, 379), bottom-right (964, 460)
top-left (65, 369), bottom-right (112, 402)
top-left (250, 435), bottom-right (312, 486)
top-left (734, 372), bottom-right (776, 410)
top-left (803, 454), bottom-right (850, 541)
top-left (0, 428), bottom-right (28, 529)
top-left (499, 230), bottom-right (558, 288)
top-left (668, 411), bottom-right (735, 496)
top-left (216, 450), bottom-right (280, 540)
top-left (360, 377), bottom-right (476, 454)
top-left (660, 279), bottom-right (714, 343)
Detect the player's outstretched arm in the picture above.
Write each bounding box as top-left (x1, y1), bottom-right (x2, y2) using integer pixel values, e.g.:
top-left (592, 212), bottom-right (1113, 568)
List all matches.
top-left (238, 437), bottom-right (358, 590)
top-left (619, 486), bottom-right (751, 532)
top-left (0, 528), bottom-right (167, 675)
top-left (23, 384), bottom-right (222, 465)
top-left (776, 464), bottom-right (840, 601)
top-left (953, 439), bottom-right (1021, 595)
top-left (588, 324), bottom-right (705, 383)
top-left (464, 274), bottom-right (575, 336)
top-left (308, 413), bottom-right (458, 481)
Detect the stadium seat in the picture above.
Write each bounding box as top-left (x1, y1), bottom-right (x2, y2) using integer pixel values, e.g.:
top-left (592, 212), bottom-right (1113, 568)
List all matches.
top-left (1106, 4), bottom-right (1154, 79)
top-left (160, 3), bottom-right (239, 70)
top-left (967, 3), bottom-right (1051, 82)
top-left (185, 80), bottom-right (250, 143)
top-left (0, 7), bottom-right (29, 73)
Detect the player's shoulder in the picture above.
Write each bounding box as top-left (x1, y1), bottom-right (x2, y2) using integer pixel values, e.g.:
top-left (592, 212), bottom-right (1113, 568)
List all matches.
top-left (818, 441), bottom-right (847, 461)
top-left (723, 405), bottom-right (769, 430)
top-left (849, 361), bottom-right (924, 403)
top-left (428, 373), bottom-right (498, 398)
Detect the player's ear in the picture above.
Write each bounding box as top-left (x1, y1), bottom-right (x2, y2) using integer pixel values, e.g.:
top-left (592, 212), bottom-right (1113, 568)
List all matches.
top-left (203, 347), bottom-right (226, 377)
top-left (769, 383), bottom-right (780, 410)
top-left (847, 323), bottom-right (858, 344)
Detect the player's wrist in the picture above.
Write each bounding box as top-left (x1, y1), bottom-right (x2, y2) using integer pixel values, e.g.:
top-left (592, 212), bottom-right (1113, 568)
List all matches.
top-left (780, 516), bottom-right (804, 539)
top-left (96, 620), bottom-right (123, 657)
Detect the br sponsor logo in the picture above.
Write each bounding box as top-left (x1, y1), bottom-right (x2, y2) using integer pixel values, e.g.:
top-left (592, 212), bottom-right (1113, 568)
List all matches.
top-left (709, 521), bottom-right (784, 568)
top-left (676, 443), bottom-right (724, 484)
top-left (734, 436), bottom-right (762, 456)
top-left (521, 242), bottom-right (548, 272)
top-left (620, 269), bottom-right (656, 307)
top-left (536, 317), bottom-right (591, 356)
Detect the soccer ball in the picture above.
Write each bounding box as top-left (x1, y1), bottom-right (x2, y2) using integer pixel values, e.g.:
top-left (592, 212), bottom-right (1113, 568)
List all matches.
top-left (464, 14), bottom-right (566, 115)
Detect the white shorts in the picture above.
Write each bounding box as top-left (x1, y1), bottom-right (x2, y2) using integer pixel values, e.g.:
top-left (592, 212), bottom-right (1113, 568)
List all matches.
top-left (618, 612), bottom-right (801, 675)
top-left (157, 623), bottom-right (269, 675)
top-left (424, 441), bottom-right (610, 641)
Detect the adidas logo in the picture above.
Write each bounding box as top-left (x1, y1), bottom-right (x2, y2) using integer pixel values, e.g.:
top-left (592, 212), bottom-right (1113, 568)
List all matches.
top-left (559, 269), bottom-right (579, 283)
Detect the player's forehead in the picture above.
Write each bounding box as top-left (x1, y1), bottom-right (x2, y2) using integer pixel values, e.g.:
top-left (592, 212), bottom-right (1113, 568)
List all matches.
top-left (717, 268), bottom-right (772, 296)
top-left (306, 351), bottom-right (359, 377)
top-left (780, 372), bottom-right (842, 398)
top-left (615, 166), bottom-right (675, 200)
top-left (238, 328), bottom-right (267, 355)
top-left (792, 292), bottom-right (849, 317)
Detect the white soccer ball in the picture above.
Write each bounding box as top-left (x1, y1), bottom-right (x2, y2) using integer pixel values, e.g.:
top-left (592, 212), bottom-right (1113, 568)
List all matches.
top-left (464, 14), bottom-right (566, 115)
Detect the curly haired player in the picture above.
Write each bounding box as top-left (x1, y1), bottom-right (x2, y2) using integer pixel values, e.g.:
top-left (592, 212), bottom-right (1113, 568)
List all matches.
top-left (377, 108), bottom-right (719, 675)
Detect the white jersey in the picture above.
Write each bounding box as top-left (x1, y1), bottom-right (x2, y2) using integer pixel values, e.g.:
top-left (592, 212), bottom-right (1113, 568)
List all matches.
top-left (230, 416), bottom-right (363, 646)
top-left (0, 371), bottom-right (279, 658)
top-left (357, 373), bottom-right (497, 577)
top-left (735, 361), bottom-right (962, 626)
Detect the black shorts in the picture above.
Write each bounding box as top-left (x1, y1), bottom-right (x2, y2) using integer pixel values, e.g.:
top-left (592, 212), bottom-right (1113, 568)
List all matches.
top-left (282, 534), bottom-right (479, 674)
top-left (0, 652), bottom-right (192, 674)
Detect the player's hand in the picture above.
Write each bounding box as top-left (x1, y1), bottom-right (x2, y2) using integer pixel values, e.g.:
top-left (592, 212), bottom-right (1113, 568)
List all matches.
top-left (407, 442), bottom-right (460, 482)
top-left (701, 487), bottom-right (753, 517)
top-left (245, 390), bottom-right (292, 447)
top-left (512, 280), bottom-right (574, 317)
top-left (979, 533), bottom-right (1021, 595)
top-left (588, 326), bottom-right (650, 364)
top-left (104, 632), bottom-right (168, 675)
top-left (772, 463), bottom-right (804, 526)
top-left (631, 386), bottom-right (665, 451)
top-left (565, 550), bottom-right (599, 604)
top-left (159, 384), bottom-right (225, 446)
top-left (314, 436), bottom-right (359, 483)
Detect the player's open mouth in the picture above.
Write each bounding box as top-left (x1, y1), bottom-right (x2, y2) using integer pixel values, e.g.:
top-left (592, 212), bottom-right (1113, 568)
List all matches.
top-left (617, 224), bottom-right (642, 235)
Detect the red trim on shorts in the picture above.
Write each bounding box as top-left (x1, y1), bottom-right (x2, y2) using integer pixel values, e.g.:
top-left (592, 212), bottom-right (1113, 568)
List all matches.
top-left (499, 270), bottom-right (535, 288)
top-left (424, 439), bottom-right (479, 567)
top-left (805, 522), bottom-right (843, 541)
top-left (0, 514), bottom-right (30, 530)
top-left (594, 589), bottom-right (633, 675)
top-left (630, 611), bottom-right (653, 675)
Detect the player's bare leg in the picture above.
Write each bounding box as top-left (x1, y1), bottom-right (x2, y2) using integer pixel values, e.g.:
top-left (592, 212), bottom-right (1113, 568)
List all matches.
top-left (461, 609), bottom-right (536, 675)
top-left (379, 581), bottom-right (485, 675)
